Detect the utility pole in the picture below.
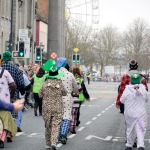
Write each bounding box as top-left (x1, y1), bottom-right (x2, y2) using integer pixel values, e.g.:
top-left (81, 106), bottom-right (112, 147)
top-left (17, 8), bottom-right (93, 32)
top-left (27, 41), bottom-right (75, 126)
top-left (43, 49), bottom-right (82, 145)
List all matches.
top-left (47, 0), bottom-right (65, 59)
top-left (9, 0), bottom-right (14, 52)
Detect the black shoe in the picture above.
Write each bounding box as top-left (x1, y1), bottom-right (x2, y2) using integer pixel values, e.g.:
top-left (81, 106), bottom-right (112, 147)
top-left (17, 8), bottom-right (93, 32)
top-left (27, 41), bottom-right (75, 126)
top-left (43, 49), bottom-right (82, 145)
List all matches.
top-left (0, 140), bottom-right (4, 148)
top-left (61, 135), bottom-right (67, 145)
top-left (76, 120), bottom-right (80, 126)
top-left (51, 144), bottom-right (58, 150)
top-left (133, 142), bottom-right (137, 147)
top-left (34, 109), bottom-right (37, 116)
top-left (138, 147), bottom-right (144, 150)
top-left (125, 147), bottom-right (132, 150)
top-left (17, 127), bottom-right (22, 132)
top-left (7, 134), bottom-right (13, 142)
top-left (70, 130), bottom-right (76, 134)
top-left (39, 112), bottom-right (42, 116)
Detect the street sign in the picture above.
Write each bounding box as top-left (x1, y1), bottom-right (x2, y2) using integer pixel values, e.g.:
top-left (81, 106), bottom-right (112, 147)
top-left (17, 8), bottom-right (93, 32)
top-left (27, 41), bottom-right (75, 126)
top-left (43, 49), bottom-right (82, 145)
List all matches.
top-left (50, 52), bottom-right (58, 59)
top-left (12, 51), bottom-right (19, 58)
top-left (19, 29), bottom-right (28, 41)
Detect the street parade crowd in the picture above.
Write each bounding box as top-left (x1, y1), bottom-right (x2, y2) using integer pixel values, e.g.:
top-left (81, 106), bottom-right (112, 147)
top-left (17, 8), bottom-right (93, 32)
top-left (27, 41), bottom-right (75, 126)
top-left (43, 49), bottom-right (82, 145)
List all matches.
top-left (0, 51), bottom-right (90, 150)
top-left (0, 51), bottom-right (149, 150)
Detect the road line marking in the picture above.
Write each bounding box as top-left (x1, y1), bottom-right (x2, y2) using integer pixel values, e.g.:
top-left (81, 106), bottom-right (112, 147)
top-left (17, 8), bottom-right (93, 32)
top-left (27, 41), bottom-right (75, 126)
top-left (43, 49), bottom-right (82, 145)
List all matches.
top-left (109, 106), bottom-right (112, 108)
top-left (113, 139), bottom-right (118, 141)
top-left (112, 104), bottom-right (115, 106)
top-left (92, 117), bottom-right (97, 120)
top-left (16, 132), bottom-right (25, 136)
top-left (97, 114), bottom-right (101, 116)
top-left (57, 143), bottom-right (62, 147)
top-left (86, 121), bottom-right (92, 125)
top-left (77, 127), bottom-right (85, 131)
top-left (68, 134), bottom-right (76, 138)
top-left (105, 136), bottom-right (113, 141)
top-left (102, 111), bottom-right (105, 113)
top-left (105, 108), bottom-right (109, 110)
top-left (88, 105), bottom-right (92, 107)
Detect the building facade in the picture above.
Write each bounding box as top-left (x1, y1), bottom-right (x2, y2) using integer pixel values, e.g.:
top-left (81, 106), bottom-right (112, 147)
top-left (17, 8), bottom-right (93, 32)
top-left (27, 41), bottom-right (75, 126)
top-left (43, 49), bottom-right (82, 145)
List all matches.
top-left (0, 0), bottom-right (37, 64)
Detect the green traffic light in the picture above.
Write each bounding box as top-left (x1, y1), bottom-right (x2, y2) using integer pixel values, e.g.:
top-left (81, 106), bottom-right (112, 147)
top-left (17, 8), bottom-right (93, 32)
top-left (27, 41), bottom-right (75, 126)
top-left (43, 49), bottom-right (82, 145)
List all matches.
top-left (36, 56), bottom-right (41, 60)
top-left (19, 51), bottom-right (24, 57)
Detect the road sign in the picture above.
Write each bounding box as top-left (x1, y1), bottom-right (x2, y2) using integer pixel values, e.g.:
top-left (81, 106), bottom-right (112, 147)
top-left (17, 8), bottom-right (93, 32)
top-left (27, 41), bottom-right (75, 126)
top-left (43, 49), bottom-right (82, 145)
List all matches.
top-left (50, 52), bottom-right (58, 59)
top-left (12, 51), bottom-right (19, 58)
top-left (19, 29), bottom-right (28, 41)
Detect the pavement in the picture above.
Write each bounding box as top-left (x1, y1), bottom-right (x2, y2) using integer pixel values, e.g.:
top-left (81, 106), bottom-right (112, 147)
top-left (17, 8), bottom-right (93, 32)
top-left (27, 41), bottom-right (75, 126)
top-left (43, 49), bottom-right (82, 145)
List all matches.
top-left (3, 81), bottom-right (150, 150)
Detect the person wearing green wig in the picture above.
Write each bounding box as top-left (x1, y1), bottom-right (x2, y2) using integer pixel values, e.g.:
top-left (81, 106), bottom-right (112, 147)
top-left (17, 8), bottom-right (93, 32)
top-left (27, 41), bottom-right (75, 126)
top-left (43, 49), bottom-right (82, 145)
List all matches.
top-left (39, 59), bottom-right (67, 150)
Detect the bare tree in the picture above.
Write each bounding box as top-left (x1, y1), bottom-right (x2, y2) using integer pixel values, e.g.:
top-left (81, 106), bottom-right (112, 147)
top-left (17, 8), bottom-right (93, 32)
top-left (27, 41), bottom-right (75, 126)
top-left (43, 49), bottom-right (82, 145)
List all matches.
top-left (123, 18), bottom-right (150, 70)
top-left (94, 26), bottom-right (121, 76)
top-left (65, 20), bottom-right (95, 67)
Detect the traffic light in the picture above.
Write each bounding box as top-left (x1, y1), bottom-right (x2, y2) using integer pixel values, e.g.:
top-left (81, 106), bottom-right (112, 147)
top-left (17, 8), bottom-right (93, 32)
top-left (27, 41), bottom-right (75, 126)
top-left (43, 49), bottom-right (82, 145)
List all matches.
top-left (35, 47), bottom-right (42, 61)
top-left (72, 54), bottom-right (76, 63)
top-left (5, 41), bottom-right (9, 51)
top-left (72, 54), bottom-right (80, 63)
top-left (18, 41), bottom-right (25, 57)
top-left (76, 54), bottom-right (80, 63)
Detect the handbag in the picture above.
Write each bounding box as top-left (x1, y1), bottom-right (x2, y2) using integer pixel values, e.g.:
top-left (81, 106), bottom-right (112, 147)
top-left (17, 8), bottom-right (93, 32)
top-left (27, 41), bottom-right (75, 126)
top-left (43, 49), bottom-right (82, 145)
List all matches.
top-left (79, 93), bottom-right (85, 102)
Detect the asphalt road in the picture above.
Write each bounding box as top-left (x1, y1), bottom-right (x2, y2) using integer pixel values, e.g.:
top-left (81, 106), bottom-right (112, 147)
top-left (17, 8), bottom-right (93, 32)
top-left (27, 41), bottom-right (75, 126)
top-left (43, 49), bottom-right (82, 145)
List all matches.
top-left (3, 81), bottom-right (150, 150)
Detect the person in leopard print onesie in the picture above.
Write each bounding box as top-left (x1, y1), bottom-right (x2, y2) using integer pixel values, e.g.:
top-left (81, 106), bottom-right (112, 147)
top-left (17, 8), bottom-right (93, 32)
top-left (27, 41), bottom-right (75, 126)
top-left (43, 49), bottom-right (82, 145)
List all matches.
top-left (39, 59), bottom-right (67, 150)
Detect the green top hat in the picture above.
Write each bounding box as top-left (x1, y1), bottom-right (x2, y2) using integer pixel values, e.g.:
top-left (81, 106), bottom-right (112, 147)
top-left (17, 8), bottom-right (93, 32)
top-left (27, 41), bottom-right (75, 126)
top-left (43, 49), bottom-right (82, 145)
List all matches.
top-left (130, 73), bottom-right (141, 84)
top-left (42, 59), bottom-right (64, 79)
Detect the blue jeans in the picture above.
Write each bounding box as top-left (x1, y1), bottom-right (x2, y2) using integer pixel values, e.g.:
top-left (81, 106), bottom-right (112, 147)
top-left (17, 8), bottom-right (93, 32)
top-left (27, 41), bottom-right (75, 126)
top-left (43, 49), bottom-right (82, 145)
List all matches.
top-left (15, 110), bottom-right (22, 127)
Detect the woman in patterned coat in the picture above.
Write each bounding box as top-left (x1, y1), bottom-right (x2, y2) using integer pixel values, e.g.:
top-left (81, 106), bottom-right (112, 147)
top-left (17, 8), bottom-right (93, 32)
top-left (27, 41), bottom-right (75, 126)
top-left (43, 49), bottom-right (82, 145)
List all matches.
top-left (39, 59), bottom-right (67, 150)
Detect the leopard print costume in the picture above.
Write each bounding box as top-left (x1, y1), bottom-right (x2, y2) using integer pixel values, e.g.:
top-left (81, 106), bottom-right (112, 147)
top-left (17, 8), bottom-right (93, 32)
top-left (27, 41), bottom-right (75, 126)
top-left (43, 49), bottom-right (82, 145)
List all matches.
top-left (39, 78), bottom-right (67, 145)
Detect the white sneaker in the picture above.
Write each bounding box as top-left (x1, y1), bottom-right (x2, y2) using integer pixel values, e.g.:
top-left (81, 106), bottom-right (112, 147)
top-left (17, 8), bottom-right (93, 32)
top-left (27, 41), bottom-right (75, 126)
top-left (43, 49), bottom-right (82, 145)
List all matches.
top-left (45, 145), bottom-right (51, 149)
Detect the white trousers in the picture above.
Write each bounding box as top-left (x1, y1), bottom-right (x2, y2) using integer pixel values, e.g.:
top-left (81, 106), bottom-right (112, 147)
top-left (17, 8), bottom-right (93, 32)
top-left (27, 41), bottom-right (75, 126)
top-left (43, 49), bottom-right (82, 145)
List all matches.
top-left (126, 118), bottom-right (146, 148)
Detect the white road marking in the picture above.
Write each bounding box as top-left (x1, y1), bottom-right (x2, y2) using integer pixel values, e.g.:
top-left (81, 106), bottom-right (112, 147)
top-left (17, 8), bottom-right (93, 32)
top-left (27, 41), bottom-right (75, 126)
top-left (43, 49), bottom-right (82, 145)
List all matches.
top-left (97, 114), bottom-right (101, 117)
top-left (105, 108), bottom-right (109, 110)
top-left (68, 134), bottom-right (76, 138)
top-left (112, 139), bottom-right (118, 141)
top-left (92, 117), bottom-right (97, 120)
top-left (101, 111), bottom-right (105, 113)
top-left (77, 127), bottom-right (85, 131)
top-left (57, 143), bottom-right (62, 147)
top-left (86, 121), bottom-right (92, 125)
top-left (85, 135), bottom-right (113, 141)
top-left (88, 105), bottom-right (92, 107)
top-left (16, 132), bottom-right (25, 136)
top-left (105, 136), bottom-right (113, 141)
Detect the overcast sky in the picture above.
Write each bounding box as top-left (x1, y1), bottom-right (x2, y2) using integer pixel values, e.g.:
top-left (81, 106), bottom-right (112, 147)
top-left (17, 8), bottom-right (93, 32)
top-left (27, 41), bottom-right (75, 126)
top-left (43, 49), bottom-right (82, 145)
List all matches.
top-left (99, 0), bottom-right (150, 31)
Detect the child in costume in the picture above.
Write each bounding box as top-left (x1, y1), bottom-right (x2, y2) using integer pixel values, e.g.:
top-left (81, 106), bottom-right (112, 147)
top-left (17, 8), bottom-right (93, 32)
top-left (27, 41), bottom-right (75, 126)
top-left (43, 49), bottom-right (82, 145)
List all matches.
top-left (120, 73), bottom-right (149, 150)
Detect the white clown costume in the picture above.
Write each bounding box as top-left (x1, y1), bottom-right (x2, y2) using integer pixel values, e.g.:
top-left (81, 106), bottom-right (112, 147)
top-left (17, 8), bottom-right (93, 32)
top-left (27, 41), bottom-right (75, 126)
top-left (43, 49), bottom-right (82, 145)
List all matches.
top-left (120, 82), bottom-right (149, 149)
